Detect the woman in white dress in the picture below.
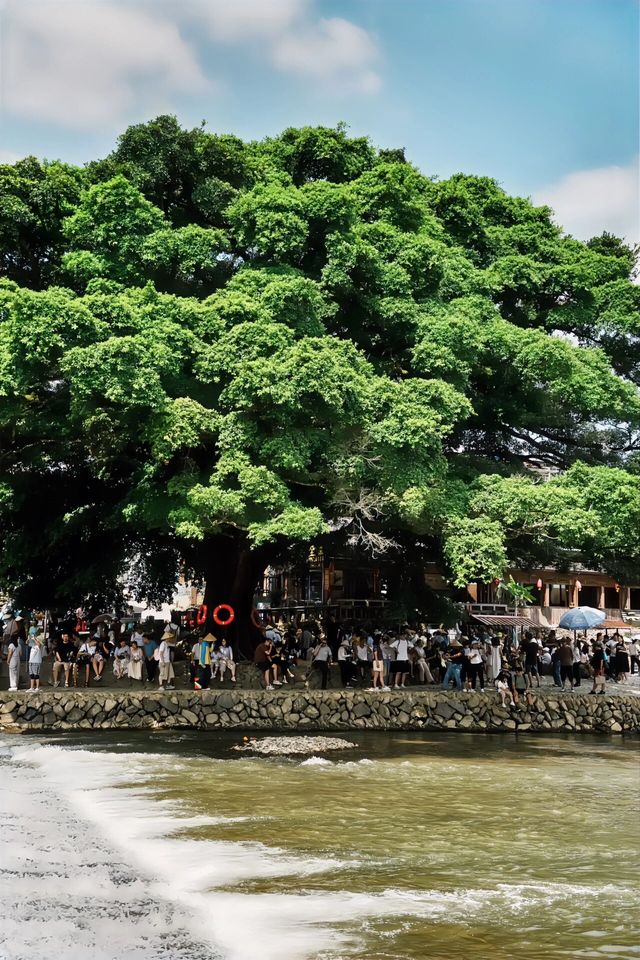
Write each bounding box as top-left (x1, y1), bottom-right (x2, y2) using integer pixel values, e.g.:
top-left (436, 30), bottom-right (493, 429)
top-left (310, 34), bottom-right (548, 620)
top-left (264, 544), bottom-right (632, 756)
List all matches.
top-left (128, 640), bottom-right (144, 684)
top-left (487, 636), bottom-right (502, 683)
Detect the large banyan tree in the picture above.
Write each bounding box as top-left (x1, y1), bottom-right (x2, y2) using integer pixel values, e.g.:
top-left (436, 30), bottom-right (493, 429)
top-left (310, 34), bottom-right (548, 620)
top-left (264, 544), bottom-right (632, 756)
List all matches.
top-left (1, 117), bottom-right (639, 647)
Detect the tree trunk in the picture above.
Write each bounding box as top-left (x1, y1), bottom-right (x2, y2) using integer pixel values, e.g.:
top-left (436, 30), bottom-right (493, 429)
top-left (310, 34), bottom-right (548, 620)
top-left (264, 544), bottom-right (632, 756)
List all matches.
top-left (200, 537), bottom-right (274, 659)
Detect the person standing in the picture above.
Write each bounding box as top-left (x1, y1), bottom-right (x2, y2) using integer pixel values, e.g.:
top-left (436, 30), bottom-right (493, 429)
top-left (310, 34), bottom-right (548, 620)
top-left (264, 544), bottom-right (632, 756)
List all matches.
top-left (615, 642), bottom-right (630, 683)
top-left (6, 634), bottom-right (21, 691)
top-left (157, 632), bottom-right (175, 690)
top-left (488, 636), bottom-right (502, 684)
top-left (337, 636), bottom-right (355, 688)
top-left (628, 636), bottom-right (640, 675)
top-left (466, 641), bottom-right (485, 691)
top-left (309, 636), bottom-right (332, 690)
top-left (523, 634), bottom-right (541, 688)
top-left (441, 639), bottom-right (465, 690)
top-left (128, 640), bottom-right (144, 685)
top-left (253, 636), bottom-right (276, 690)
top-left (189, 637), bottom-right (201, 686)
top-left (355, 636), bottom-right (370, 686)
top-left (590, 643), bottom-right (607, 695)
top-left (551, 644), bottom-right (562, 687)
top-left (558, 638), bottom-right (574, 689)
top-left (370, 644), bottom-right (387, 690)
top-left (143, 633), bottom-right (158, 684)
top-left (76, 636), bottom-right (96, 687)
top-left (27, 635), bottom-right (44, 692)
top-left (391, 634), bottom-right (413, 688)
top-left (571, 637), bottom-right (583, 688)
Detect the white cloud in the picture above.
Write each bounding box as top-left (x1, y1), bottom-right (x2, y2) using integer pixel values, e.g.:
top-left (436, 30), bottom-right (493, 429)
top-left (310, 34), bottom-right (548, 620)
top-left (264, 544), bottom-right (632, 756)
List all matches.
top-left (1, 0), bottom-right (208, 130)
top-left (272, 17), bottom-right (381, 93)
top-left (189, 0), bottom-right (381, 94)
top-left (192, 0), bottom-right (304, 41)
top-left (534, 158), bottom-right (640, 244)
top-left (0, 0), bottom-right (381, 135)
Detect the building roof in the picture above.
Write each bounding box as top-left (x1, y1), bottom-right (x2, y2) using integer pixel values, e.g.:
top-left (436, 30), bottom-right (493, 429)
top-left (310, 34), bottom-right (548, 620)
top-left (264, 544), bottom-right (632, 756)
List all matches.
top-left (472, 614), bottom-right (534, 628)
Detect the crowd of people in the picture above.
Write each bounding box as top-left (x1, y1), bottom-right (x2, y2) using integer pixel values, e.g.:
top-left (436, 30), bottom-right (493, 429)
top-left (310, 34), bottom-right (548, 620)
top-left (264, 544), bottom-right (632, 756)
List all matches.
top-left (2, 607), bottom-right (638, 701)
top-left (0, 611), bottom-right (183, 691)
top-left (251, 619), bottom-right (638, 702)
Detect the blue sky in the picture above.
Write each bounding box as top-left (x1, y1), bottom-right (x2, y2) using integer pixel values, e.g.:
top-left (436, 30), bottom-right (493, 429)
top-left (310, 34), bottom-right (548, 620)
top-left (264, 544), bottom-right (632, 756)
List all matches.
top-left (1, 0), bottom-right (638, 239)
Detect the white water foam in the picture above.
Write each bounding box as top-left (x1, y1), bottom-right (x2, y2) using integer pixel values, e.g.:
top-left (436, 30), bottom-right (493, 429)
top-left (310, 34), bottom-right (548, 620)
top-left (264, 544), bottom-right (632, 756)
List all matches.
top-left (2, 740), bottom-right (635, 960)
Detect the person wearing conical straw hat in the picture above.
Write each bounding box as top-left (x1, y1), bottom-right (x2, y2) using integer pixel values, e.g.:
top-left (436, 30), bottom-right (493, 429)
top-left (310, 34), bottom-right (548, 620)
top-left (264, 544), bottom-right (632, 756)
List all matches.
top-left (194, 632), bottom-right (215, 690)
top-left (158, 630), bottom-right (176, 690)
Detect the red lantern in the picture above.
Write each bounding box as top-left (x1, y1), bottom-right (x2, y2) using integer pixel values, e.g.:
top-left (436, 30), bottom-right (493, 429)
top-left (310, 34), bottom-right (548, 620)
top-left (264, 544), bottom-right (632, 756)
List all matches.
top-left (575, 579), bottom-right (582, 592)
top-left (615, 583), bottom-right (620, 593)
top-left (536, 578), bottom-right (543, 590)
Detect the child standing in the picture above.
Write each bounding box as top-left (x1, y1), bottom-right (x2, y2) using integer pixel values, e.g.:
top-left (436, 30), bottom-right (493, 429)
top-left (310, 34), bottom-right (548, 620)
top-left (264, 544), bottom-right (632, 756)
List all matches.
top-left (28, 636), bottom-right (44, 692)
top-left (370, 644), bottom-right (387, 690)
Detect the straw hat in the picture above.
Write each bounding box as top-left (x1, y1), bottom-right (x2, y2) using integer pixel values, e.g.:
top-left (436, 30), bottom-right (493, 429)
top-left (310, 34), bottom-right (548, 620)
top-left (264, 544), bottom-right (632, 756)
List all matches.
top-left (201, 633), bottom-right (216, 643)
top-left (161, 631), bottom-right (175, 641)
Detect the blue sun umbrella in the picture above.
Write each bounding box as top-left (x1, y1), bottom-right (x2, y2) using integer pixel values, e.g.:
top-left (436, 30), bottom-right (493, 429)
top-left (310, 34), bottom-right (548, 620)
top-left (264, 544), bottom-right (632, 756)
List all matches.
top-left (558, 607), bottom-right (606, 631)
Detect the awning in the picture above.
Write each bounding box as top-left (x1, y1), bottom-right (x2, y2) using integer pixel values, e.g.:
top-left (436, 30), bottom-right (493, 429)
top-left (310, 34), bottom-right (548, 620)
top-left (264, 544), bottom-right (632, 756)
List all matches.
top-left (471, 614), bottom-right (533, 627)
top-left (600, 619), bottom-right (634, 631)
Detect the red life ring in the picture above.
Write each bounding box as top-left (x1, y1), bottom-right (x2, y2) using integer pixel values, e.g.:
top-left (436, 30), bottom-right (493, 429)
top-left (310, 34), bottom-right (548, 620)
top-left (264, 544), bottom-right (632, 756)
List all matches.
top-left (196, 604), bottom-right (208, 626)
top-left (213, 604), bottom-right (235, 626)
top-left (250, 608), bottom-right (262, 630)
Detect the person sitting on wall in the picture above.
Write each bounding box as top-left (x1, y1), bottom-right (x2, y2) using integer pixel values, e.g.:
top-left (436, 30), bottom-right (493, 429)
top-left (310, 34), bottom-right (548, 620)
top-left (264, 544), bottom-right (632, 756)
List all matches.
top-left (217, 636), bottom-right (236, 684)
top-left (52, 631), bottom-right (77, 688)
top-left (254, 635), bottom-right (279, 690)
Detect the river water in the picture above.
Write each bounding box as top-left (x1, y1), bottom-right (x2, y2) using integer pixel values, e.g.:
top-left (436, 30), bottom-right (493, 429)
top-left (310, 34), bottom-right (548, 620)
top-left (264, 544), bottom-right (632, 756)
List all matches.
top-left (0, 731), bottom-right (637, 960)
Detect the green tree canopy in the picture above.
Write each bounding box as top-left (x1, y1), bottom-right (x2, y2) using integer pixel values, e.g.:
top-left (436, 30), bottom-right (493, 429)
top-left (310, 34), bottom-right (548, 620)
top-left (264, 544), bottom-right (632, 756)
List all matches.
top-left (1, 117), bottom-right (638, 642)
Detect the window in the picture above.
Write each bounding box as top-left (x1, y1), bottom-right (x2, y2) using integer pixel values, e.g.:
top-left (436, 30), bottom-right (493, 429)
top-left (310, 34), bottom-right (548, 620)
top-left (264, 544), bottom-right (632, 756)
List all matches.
top-left (629, 588), bottom-right (640, 609)
top-left (579, 585), bottom-right (599, 607)
top-left (549, 583), bottom-right (569, 606)
top-left (604, 587), bottom-right (620, 609)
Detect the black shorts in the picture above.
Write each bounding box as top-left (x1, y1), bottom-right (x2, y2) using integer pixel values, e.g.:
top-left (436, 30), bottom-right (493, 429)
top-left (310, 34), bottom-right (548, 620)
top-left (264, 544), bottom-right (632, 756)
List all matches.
top-left (395, 660), bottom-right (410, 674)
top-left (256, 660), bottom-right (271, 672)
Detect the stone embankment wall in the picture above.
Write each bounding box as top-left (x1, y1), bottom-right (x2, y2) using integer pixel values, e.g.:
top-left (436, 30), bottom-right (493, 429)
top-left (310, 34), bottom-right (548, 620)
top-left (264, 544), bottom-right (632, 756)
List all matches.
top-left (0, 689), bottom-right (638, 733)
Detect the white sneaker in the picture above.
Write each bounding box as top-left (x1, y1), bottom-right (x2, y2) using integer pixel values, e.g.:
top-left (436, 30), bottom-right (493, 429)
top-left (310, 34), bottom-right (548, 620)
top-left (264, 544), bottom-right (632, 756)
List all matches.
top-left (382, 686), bottom-right (390, 691)
top-left (273, 680), bottom-right (282, 686)
top-left (9, 686), bottom-right (17, 692)
top-left (266, 684), bottom-right (274, 691)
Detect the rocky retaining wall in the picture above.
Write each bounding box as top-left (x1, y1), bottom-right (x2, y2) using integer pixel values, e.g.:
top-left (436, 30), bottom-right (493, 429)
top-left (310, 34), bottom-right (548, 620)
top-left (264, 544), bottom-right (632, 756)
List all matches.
top-left (0, 689), bottom-right (638, 734)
